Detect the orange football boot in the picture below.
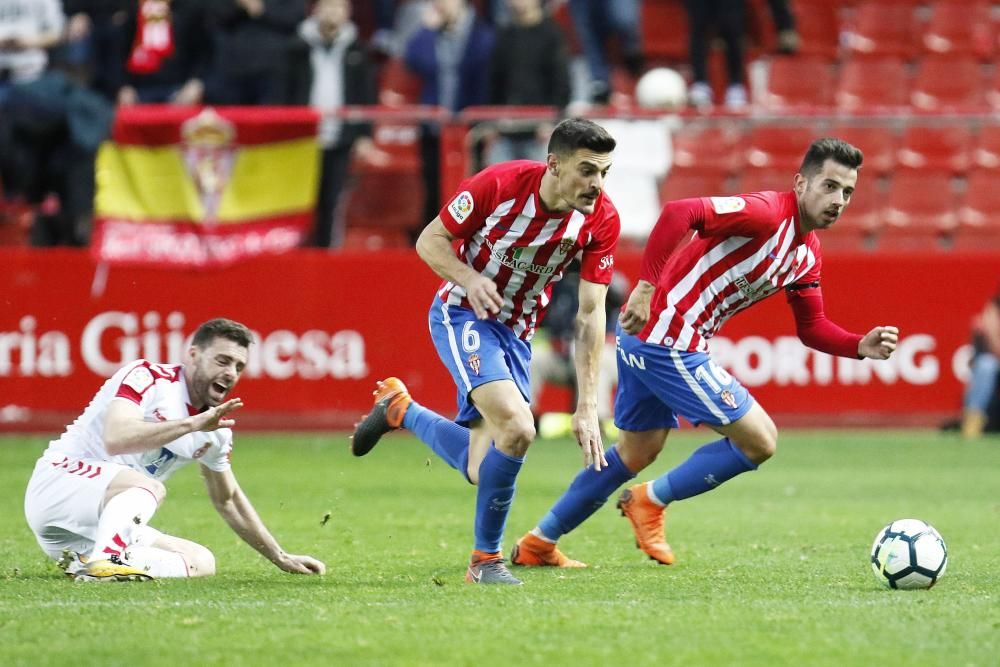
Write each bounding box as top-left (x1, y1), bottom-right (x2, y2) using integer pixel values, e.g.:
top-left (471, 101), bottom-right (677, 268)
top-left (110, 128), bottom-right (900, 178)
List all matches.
top-left (350, 377), bottom-right (412, 456)
top-left (511, 532), bottom-right (586, 568)
top-left (616, 482), bottom-right (675, 565)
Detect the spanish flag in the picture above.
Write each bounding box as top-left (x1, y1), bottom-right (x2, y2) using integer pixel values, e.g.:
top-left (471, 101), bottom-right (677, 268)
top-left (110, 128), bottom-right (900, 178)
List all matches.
top-left (93, 106), bottom-right (320, 268)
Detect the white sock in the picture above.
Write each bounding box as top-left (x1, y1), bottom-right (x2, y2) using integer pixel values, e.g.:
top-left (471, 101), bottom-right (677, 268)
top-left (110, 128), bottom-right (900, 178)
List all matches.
top-left (123, 545), bottom-right (191, 578)
top-left (86, 487), bottom-right (159, 562)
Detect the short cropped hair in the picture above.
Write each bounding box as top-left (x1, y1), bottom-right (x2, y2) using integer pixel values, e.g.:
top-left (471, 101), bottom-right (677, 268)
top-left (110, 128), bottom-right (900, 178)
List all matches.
top-left (799, 138), bottom-right (864, 177)
top-left (191, 318), bottom-right (254, 349)
top-left (547, 118), bottom-right (616, 157)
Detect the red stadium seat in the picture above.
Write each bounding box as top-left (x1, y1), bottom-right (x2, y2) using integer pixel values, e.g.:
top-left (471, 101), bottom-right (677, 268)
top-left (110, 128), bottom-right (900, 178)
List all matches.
top-left (988, 67), bottom-right (1000, 112)
top-left (835, 57), bottom-right (910, 113)
top-left (922, 2), bottom-right (994, 61)
top-left (759, 57), bottom-right (835, 111)
top-left (671, 123), bottom-right (744, 175)
top-left (659, 170), bottom-right (732, 202)
top-left (910, 56), bottom-right (988, 113)
top-left (896, 125), bottom-right (973, 174)
top-left (642, 0), bottom-right (689, 60)
top-left (842, 3), bottom-right (919, 60)
top-left (955, 170), bottom-right (1000, 250)
top-left (826, 124), bottom-right (898, 177)
top-left (736, 167), bottom-right (794, 194)
top-left (744, 125), bottom-right (823, 171)
top-left (879, 170), bottom-right (958, 249)
top-left (786, 0), bottom-right (841, 59)
top-left (972, 125), bottom-right (1000, 170)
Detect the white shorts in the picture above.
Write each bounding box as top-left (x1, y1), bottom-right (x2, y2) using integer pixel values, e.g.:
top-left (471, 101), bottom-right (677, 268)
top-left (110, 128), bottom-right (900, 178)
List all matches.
top-left (23, 453), bottom-right (130, 560)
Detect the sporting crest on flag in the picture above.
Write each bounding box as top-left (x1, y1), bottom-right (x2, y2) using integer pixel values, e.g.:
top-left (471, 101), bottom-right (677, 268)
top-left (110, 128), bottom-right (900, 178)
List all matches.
top-left (720, 390), bottom-right (737, 409)
top-left (468, 353), bottom-right (481, 375)
top-left (181, 108), bottom-right (237, 223)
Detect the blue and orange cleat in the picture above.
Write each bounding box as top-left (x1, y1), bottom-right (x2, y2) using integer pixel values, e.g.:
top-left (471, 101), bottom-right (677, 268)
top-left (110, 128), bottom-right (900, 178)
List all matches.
top-left (351, 377), bottom-right (412, 457)
top-left (616, 482), bottom-right (675, 565)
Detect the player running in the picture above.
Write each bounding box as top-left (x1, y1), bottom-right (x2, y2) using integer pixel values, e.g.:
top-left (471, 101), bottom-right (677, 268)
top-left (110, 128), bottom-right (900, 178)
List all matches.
top-left (351, 118), bottom-right (620, 584)
top-left (513, 138), bottom-right (899, 568)
top-left (24, 318), bottom-right (325, 581)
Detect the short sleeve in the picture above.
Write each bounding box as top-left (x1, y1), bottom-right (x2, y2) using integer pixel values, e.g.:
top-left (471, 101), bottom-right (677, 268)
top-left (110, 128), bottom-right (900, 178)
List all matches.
top-left (579, 204), bottom-right (620, 285)
top-left (114, 362), bottom-right (155, 406)
top-left (195, 429), bottom-right (233, 472)
top-left (439, 169), bottom-right (501, 238)
top-left (699, 192), bottom-right (783, 239)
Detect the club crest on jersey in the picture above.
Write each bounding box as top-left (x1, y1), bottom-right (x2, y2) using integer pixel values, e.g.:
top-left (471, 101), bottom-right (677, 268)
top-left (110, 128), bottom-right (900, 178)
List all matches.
top-left (448, 191), bottom-right (474, 223)
top-left (558, 238), bottom-right (575, 255)
top-left (710, 196), bottom-right (746, 215)
top-left (468, 354), bottom-right (481, 375)
top-left (720, 390), bottom-right (738, 409)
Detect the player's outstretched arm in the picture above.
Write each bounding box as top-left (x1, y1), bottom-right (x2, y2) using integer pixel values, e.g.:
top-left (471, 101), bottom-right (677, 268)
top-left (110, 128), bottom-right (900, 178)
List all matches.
top-left (103, 398), bottom-right (244, 455)
top-left (416, 217), bottom-right (503, 319)
top-left (572, 279), bottom-right (609, 471)
top-left (202, 467), bottom-right (326, 575)
top-left (858, 325), bottom-right (899, 360)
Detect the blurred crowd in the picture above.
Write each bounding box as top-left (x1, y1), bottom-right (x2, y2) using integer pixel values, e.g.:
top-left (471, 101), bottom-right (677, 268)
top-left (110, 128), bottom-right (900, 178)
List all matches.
top-left (0, 0), bottom-right (799, 249)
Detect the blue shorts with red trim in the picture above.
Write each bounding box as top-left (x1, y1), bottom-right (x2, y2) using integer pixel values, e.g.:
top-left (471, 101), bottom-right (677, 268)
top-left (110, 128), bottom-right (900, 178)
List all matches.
top-left (613, 322), bottom-right (754, 431)
top-left (427, 299), bottom-right (532, 425)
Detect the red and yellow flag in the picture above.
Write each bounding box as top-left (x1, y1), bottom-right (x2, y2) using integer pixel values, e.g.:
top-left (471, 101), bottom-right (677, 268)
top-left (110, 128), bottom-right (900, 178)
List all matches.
top-left (93, 105), bottom-right (320, 268)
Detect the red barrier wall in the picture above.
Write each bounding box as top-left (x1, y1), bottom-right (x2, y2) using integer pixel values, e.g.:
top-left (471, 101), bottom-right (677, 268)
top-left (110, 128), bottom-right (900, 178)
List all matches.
top-left (1, 248), bottom-right (995, 431)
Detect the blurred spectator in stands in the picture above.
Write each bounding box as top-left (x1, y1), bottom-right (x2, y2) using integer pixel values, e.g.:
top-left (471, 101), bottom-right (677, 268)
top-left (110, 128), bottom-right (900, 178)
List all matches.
top-left (0, 0), bottom-right (64, 103)
top-left (117, 0), bottom-right (211, 105)
top-left (206, 0), bottom-right (307, 105)
top-left (767, 0), bottom-right (798, 54)
top-left (484, 0), bottom-right (570, 165)
top-left (298, 0), bottom-right (387, 248)
top-left (370, 0), bottom-right (397, 55)
top-left (530, 262), bottom-right (627, 439)
top-left (567, 0), bottom-right (643, 105)
top-left (404, 0), bottom-right (494, 231)
top-left (683, 0), bottom-right (749, 111)
top-left (60, 1), bottom-right (128, 101)
top-left (959, 286), bottom-right (1000, 439)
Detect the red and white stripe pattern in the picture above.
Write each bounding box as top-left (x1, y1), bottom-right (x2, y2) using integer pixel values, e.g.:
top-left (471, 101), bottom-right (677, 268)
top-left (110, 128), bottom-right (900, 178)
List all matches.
top-left (50, 455), bottom-right (103, 479)
top-left (439, 162), bottom-right (619, 340)
top-left (642, 192), bottom-right (822, 352)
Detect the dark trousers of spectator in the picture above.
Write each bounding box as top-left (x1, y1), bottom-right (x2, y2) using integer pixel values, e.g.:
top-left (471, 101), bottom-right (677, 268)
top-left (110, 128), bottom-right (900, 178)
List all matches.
top-left (208, 71), bottom-right (288, 106)
top-left (683, 0), bottom-right (747, 85)
top-left (419, 124), bottom-right (441, 238)
top-left (314, 143), bottom-right (353, 248)
top-left (767, 0), bottom-right (796, 32)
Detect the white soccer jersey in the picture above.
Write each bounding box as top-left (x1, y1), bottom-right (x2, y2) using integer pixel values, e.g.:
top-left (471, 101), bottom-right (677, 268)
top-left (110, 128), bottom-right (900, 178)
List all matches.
top-left (438, 161), bottom-right (620, 340)
top-left (43, 360), bottom-right (232, 481)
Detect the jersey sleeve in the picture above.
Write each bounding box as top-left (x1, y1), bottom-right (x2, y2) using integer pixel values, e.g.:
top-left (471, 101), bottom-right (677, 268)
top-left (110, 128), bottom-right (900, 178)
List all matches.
top-left (698, 192), bottom-right (784, 239)
top-left (113, 361), bottom-right (156, 407)
top-left (438, 167), bottom-right (501, 239)
top-left (579, 203), bottom-right (620, 284)
top-left (195, 428), bottom-right (233, 472)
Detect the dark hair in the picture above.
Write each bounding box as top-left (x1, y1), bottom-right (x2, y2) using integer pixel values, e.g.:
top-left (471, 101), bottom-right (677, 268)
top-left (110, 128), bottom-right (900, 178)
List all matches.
top-left (799, 138), bottom-right (864, 177)
top-left (191, 318), bottom-right (254, 349)
top-left (547, 118), bottom-right (616, 157)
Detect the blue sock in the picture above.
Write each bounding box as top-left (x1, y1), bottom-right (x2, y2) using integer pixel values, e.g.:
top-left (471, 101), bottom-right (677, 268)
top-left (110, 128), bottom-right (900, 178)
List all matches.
top-left (537, 446), bottom-right (635, 541)
top-left (402, 402), bottom-right (470, 481)
top-left (474, 445), bottom-right (524, 553)
top-left (651, 437), bottom-right (757, 504)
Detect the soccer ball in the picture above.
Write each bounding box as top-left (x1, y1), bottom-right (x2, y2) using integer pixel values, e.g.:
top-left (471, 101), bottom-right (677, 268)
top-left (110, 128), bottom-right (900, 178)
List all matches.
top-left (635, 67), bottom-right (687, 111)
top-left (870, 519), bottom-right (948, 590)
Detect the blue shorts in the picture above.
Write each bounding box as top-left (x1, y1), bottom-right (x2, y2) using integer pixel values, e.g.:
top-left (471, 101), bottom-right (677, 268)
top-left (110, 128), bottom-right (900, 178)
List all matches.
top-left (428, 299), bottom-right (532, 425)
top-left (614, 322), bottom-right (754, 431)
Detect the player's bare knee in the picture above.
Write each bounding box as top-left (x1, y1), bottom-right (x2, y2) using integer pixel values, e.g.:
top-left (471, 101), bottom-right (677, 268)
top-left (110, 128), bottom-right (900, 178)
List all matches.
top-left (617, 430), bottom-right (667, 473)
top-left (503, 417), bottom-right (536, 457)
top-left (734, 429), bottom-right (777, 465)
top-left (142, 478), bottom-right (167, 505)
top-left (184, 544), bottom-right (216, 577)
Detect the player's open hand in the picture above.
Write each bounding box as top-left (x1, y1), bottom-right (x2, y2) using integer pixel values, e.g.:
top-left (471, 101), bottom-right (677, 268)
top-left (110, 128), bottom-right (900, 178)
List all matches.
top-left (619, 281), bottom-right (654, 335)
top-left (465, 274), bottom-right (504, 320)
top-left (858, 325), bottom-right (899, 360)
top-left (276, 553), bottom-right (326, 575)
top-left (194, 398), bottom-right (244, 432)
top-left (572, 409), bottom-right (607, 471)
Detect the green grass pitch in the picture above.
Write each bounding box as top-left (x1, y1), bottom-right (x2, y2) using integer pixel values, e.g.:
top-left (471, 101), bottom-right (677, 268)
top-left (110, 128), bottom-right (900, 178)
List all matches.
top-left (0, 430), bottom-right (997, 666)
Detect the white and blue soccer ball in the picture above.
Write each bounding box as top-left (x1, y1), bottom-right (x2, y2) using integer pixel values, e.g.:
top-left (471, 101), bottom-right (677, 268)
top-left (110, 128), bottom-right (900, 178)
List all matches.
top-left (870, 519), bottom-right (948, 590)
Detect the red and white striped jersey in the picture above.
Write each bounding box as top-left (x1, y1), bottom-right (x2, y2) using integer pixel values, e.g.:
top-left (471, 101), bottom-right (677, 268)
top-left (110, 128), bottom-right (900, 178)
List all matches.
top-left (642, 191), bottom-right (822, 351)
top-left (438, 161), bottom-right (620, 340)
top-left (43, 359), bottom-right (232, 480)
